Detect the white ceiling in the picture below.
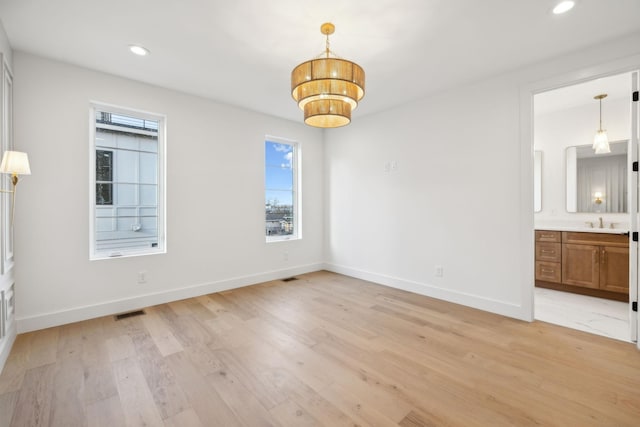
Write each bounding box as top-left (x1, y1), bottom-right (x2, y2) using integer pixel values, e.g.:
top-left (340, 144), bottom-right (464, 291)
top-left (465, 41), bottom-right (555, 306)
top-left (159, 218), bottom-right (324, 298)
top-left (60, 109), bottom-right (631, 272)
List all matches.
top-left (535, 71), bottom-right (633, 115)
top-left (1, 0), bottom-right (639, 123)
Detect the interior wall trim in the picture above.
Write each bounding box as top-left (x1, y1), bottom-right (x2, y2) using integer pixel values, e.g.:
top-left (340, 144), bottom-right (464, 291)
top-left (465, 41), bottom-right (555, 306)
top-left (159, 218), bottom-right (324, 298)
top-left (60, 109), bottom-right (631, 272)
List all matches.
top-left (16, 262), bottom-right (324, 334)
top-left (323, 262), bottom-right (527, 321)
top-left (0, 321), bottom-right (16, 374)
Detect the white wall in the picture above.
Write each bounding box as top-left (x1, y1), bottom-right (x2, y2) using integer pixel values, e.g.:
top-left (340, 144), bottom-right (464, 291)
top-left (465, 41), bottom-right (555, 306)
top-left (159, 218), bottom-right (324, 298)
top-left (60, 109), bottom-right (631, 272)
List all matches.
top-left (534, 97), bottom-right (630, 227)
top-left (324, 33), bottom-right (640, 321)
top-left (13, 52), bottom-right (324, 332)
top-left (324, 77), bottom-right (526, 318)
top-left (0, 22), bottom-right (11, 70)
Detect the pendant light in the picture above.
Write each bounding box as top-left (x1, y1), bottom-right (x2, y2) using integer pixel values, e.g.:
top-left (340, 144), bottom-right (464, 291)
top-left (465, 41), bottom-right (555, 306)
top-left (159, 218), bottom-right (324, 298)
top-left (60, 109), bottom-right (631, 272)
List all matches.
top-left (291, 23), bottom-right (365, 128)
top-left (592, 94), bottom-right (610, 154)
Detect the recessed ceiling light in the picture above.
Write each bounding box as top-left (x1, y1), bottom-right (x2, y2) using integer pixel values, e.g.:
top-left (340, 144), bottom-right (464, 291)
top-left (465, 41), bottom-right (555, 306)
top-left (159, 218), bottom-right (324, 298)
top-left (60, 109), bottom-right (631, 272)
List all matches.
top-left (129, 45), bottom-right (150, 56)
top-left (553, 1), bottom-right (575, 14)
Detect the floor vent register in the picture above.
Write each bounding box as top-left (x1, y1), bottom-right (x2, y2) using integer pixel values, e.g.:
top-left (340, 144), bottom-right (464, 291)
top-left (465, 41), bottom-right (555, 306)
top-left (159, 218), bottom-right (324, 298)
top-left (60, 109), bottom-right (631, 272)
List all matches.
top-left (114, 309), bottom-right (146, 320)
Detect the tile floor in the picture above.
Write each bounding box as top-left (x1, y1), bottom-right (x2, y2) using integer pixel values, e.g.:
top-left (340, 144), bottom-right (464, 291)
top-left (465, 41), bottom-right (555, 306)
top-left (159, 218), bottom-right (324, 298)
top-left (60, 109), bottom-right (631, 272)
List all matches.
top-left (534, 287), bottom-right (631, 342)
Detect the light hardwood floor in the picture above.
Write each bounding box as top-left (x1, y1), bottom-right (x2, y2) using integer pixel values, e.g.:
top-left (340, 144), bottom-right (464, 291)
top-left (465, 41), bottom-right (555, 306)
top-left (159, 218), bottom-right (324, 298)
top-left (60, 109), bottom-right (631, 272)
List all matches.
top-left (1, 271), bottom-right (640, 426)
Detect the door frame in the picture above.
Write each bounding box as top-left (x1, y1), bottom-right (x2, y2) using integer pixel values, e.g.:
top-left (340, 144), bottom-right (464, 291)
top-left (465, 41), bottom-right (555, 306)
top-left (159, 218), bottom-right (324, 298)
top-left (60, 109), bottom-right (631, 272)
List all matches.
top-left (631, 70), bottom-right (639, 342)
top-left (519, 57), bottom-right (640, 347)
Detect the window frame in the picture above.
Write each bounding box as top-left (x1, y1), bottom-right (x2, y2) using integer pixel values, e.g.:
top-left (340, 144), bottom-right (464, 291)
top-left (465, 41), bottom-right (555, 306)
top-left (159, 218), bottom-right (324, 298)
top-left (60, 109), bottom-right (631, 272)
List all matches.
top-left (89, 102), bottom-right (167, 260)
top-left (265, 135), bottom-right (301, 243)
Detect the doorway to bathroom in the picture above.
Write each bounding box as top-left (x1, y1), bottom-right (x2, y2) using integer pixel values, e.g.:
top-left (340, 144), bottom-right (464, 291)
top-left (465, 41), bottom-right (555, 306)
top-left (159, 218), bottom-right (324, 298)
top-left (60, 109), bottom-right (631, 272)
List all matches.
top-left (532, 70), bottom-right (639, 343)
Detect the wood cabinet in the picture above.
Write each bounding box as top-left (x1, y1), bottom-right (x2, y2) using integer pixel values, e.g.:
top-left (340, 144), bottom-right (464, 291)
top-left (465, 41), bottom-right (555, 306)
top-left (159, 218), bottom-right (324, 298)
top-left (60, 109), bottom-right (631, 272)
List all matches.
top-left (562, 243), bottom-right (600, 288)
top-left (534, 231), bottom-right (561, 284)
top-left (535, 230), bottom-right (629, 300)
top-left (535, 261), bottom-right (562, 284)
top-left (599, 245), bottom-right (630, 293)
top-left (536, 230), bottom-right (561, 243)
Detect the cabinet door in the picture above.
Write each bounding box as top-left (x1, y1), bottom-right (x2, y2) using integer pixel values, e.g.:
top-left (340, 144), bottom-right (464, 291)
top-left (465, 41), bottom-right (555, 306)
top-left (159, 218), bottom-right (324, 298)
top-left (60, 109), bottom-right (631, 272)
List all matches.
top-left (562, 243), bottom-right (599, 288)
top-left (600, 246), bottom-right (630, 293)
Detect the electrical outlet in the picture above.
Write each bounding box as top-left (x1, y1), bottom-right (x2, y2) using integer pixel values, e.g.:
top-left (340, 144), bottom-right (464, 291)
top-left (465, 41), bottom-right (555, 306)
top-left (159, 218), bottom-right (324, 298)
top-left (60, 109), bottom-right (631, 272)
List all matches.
top-left (137, 271), bottom-right (147, 284)
top-left (435, 265), bottom-right (444, 277)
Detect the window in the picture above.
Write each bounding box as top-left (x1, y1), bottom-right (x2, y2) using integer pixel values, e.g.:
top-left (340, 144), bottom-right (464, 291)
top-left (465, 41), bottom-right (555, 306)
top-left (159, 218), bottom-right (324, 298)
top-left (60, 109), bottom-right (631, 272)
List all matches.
top-left (96, 150), bottom-right (113, 205)
top-left (90, 104), bottom-right (166, 259)
top-left (265, 137), bottom-right (300, 241)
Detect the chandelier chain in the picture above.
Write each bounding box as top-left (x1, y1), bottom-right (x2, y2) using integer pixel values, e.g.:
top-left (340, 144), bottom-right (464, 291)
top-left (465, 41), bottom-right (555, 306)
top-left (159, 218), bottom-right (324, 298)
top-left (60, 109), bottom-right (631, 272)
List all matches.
top-left (326, 33), bottom-right (330, 58)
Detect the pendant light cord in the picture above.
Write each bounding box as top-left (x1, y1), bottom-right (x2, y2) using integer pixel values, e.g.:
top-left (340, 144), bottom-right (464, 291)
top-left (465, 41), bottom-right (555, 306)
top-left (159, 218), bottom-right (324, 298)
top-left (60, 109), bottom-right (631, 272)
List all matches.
top-left (594, 93), bottom-right (607, 132)
top-left (599, 98), bottom-right (603, 131)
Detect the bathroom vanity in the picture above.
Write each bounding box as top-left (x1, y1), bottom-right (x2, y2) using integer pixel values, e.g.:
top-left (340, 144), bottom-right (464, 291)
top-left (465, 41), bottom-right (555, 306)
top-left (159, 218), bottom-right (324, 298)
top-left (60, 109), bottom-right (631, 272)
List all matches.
top-left (535, 229), bottom-right (629, 301)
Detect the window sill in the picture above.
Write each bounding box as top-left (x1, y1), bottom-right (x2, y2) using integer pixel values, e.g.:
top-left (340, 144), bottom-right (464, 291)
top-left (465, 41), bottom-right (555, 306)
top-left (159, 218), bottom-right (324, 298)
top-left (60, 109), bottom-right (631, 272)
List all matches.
top-left (90, 248), bottom-right (166, 261)
top-left (266, 235), bottom-right (300, 244)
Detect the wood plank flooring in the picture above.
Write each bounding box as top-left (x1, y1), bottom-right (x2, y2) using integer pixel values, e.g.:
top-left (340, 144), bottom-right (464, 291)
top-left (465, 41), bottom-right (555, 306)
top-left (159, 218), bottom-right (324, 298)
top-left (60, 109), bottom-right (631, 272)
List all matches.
top-left (1, 270), bottom-right (640, 426)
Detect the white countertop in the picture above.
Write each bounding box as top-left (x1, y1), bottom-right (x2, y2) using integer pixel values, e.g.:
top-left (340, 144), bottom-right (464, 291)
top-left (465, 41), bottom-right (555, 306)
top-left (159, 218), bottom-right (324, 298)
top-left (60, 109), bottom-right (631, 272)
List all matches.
top-left (535, 225), bottom-right (628, 235)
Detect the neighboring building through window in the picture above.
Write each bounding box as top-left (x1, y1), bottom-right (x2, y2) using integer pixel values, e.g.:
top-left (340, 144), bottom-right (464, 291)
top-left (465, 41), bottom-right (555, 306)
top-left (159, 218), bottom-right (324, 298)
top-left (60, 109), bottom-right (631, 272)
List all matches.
top-left (90, 105), bottom-right (166, 259)
top-left (96, 149), bottom-right (113, 205)
top-left (265, 137), bottom-right (300, 241)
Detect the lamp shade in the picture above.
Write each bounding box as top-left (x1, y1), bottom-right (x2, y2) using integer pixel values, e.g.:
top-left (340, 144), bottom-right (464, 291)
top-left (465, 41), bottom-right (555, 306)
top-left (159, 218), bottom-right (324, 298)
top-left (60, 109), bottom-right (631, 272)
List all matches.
top-left (304, 99), bottom-right (352, 128)
top-left (0, 151), bottom-right (31, 175)
top-left (593, 130), bottom-right (610, 154)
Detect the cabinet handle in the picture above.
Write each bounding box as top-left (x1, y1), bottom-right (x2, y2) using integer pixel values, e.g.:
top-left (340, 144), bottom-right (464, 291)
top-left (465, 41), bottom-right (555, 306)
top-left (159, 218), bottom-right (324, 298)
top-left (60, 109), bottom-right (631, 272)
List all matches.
top-left (541, 234), bottom-right (554, 238)
top-left (541, 249), bottom-right (555, 254)
top-left (602, 249), bottom-right (607, 265)
top-left (541, 269), bottom-right (555, 273)
top-left (592, 249), bottom-right (597, 263)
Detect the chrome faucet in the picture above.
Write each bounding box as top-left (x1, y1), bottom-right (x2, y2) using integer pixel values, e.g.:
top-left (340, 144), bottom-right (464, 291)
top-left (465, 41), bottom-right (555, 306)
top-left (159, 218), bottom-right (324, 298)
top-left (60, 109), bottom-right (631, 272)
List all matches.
top-left (598, 217), bottom-right (604, 229)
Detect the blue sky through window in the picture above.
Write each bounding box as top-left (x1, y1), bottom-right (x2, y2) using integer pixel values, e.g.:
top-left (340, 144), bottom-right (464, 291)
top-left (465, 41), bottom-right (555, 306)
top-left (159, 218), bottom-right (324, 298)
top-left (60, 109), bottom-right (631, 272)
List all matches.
top-left (265, 141), bottom-right (294, 206)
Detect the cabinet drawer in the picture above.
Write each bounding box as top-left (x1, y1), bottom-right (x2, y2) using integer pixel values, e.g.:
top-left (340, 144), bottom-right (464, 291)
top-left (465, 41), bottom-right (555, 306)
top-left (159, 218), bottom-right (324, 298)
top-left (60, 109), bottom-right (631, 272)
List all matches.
top-left (536, 242), bottom-right (561, 262)
top-left (536, 230), bottom-right (561, 243)
top-left (562, 231), bottom-right (628, 247)
top-left (536, 261), bottom-right (561, 283)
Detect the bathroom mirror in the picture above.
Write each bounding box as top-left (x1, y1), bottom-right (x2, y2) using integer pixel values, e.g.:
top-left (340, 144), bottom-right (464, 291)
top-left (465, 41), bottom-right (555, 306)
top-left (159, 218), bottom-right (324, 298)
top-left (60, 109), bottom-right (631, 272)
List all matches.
top-left (566, 140), bottom-right (628, 213)
top-left (534, 151), bottom-right (542, 212)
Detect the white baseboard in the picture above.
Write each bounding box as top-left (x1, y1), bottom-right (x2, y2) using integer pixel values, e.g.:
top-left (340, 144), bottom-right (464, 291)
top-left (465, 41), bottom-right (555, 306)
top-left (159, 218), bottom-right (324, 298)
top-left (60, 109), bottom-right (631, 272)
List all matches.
top-left (323, 262), bottom-right (529, 321)
top-left (16, 261), bottom-right (529, 334)
top-left (0, 321), bottom-right (17, 374)
top-left (17, 263), bottom-right (323, 333)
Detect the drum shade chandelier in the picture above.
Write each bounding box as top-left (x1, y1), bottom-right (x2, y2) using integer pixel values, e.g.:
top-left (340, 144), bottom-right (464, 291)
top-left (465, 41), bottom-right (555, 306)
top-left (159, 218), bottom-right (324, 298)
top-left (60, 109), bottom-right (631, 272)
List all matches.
top-left (291, 23), bottom-right (365, 128)
top-left (592, 93), bottom-right (610, 154)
